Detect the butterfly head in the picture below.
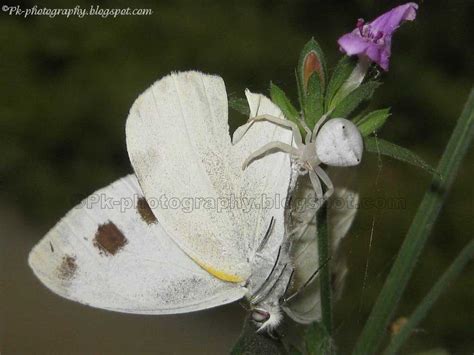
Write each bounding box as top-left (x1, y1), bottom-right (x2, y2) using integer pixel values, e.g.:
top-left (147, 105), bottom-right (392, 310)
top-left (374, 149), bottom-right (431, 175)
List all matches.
top-left (251, 302), bottom-right (283, 333)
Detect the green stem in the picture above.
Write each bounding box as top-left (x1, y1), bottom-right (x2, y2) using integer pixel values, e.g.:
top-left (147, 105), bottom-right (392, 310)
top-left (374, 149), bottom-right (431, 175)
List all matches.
top-left (353, 88), bottom-right (474, 355)
top-left (383, 239), bottom-right (474, 355)
top-left (317, 203), bottom-right (332, 334)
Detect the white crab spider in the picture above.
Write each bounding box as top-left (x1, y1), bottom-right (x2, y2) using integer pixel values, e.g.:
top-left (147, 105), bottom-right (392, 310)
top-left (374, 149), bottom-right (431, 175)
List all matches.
top-left (235, 113), bottom-right (363, 201)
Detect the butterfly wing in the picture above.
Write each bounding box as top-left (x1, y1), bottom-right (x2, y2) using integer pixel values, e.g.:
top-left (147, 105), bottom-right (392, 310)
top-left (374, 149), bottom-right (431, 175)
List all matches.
top-left (126, 71), bottom-right (293, 283)
top-left (284, 169), bottom-right (358, 323)
top-left (232, 89), bottom-right (297, 294)
top-left (282, 175), bottom-right (321, 323)
top-left (29, 175), bottom-right (246, 314)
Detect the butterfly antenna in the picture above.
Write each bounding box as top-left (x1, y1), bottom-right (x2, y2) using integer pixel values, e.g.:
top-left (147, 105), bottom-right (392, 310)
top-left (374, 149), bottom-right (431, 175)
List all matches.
top-left (249, 245), bottom-right (281, 303)
top-left (253, 263), bottom-right (288, 305)
top-left (256, 217), bottom-right (275, 253)
top-left (282, 269), bottom-right (295, 298)
top-left (239, 301), bottom-right (251, 312)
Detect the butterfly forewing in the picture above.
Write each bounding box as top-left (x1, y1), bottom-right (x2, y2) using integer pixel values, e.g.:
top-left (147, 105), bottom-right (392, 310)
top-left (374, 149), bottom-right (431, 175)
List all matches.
top-left (126, 71), bottom-right (294, 283)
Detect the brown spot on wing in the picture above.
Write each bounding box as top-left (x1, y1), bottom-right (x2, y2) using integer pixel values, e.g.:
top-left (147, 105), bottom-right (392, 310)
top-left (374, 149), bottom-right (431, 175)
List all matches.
top-left (58, 255), bottom-right (77, 280)
top-left (137, 197), bottom-right (157, 224)
top-left (93, 221), bottom-right (128, 256)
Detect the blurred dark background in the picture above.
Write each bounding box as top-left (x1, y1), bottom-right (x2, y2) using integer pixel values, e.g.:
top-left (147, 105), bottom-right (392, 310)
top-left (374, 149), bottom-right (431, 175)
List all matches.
top-left (1, 0), bottom-right (473, 353)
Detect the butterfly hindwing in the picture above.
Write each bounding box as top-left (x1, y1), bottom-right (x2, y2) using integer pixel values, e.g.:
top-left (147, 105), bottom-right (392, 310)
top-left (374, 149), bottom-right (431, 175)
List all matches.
top-left (29, 175), bottom-right (246, 314)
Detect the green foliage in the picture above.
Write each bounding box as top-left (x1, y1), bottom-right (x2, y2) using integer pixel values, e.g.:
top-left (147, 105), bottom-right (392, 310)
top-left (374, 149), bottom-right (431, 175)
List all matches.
top-left (304, 73), bottom-right (325, 128)
top-left (331, 81), bottom-right (381, 118)
top-left (295, 68), bottom-right (305, 111)
top-left (295, 38), bottom-right (327, 129)
top-left (356, 108), bottom-right (391, 137)
top-left (326, 56), bottom-right (357, 111)
top-left (297, 38), bottom-right (327, 96)
top-left (269, 82), bottom-right (304, 136)
top-left (353, 89), bottom-right (474, 355)
top-left (365, 137), bottom-right (436, 174)
top-left (305, 322), bottom-right (334, 355)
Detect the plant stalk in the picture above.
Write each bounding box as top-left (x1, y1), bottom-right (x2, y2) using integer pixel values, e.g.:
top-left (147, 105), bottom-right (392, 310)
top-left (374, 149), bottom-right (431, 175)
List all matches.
top-left (383, 239), bottom-right (474, 355)
top-left (317, 203), bottom-right (332, 335)
top-left (353, 88), bottom-right (474, 354)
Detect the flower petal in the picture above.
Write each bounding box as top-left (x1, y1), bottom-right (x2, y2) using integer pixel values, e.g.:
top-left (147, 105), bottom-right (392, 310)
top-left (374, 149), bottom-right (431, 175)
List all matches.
top-left (370, 2), bottom-right (418, 35)
top-left (338, 32), bottom-right (372, 56)
top-left (337, 2), bottom-right (418, 71)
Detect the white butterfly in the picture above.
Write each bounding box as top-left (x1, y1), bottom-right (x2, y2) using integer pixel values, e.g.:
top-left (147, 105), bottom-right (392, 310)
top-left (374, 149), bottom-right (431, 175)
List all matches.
top-left (29, 71), bottom-right (300, 332)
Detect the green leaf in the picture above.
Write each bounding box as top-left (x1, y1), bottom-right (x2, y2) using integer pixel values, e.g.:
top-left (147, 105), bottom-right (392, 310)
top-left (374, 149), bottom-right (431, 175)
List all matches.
top-left (331, 81), bottom-right (381, 118)
top-left (365, 137), bottom-right (436, 174)
top-left (297, 38), bottom-right (327, 97)
top-left (383, 239), bottom-right (474, 355)
top-left (351, 109), bottom-right (370, 125)
top-left (295, 69), bottom-right (304, 111)
top-left (305, 322), bottom-right (333, 355)
top-left (353, 88), bottom-right (474, 355)
top-left (270, 82), bottom-right (301, 125)
top-left (304, 73), bottom-right (324, 128)
top-left (326, 56), bottom-right (357, 111)
top-left (357, 108), bottom-right (391, 137)
top-left (228, 96), bottom-right (250, 117)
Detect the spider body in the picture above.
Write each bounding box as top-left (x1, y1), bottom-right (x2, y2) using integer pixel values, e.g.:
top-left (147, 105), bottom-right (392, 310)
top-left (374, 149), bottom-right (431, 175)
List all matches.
top-left (235, 114), bottom-right (363, 202)
top-left (315, 118), bottom-right (363, 166)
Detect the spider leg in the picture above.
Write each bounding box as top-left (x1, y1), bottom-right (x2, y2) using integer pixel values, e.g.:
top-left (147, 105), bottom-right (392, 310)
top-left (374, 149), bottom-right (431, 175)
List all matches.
top-left (314, 166), bottom-right (334, 199)
top-left (309, 169), bottom-right (323, 202)
top-left (242, 141), bottom-right (299, 170)
top-left (298, 117), bottom-right (312, 141)
top-left (233, 120), bottom-right (256, 145)
top-left (311, 108), bottom-right (335, 141)
top-left (241, 114), bottom-right (304, 148)
top-left (305, 130), bottom-right (312, 145)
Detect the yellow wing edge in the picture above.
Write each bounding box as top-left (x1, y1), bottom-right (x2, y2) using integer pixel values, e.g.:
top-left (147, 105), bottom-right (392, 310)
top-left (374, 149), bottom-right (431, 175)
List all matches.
top-left (192, 258), bottom-right (244, 283)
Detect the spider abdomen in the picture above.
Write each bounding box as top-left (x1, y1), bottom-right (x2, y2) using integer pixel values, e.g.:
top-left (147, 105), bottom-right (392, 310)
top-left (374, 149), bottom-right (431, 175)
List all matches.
top-left (315, 118), bottom-right (363, 167)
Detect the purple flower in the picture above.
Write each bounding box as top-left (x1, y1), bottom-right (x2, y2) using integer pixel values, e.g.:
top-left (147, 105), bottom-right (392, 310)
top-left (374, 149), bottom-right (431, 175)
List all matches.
top-left (338, 3), bottom-right (418, 71)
